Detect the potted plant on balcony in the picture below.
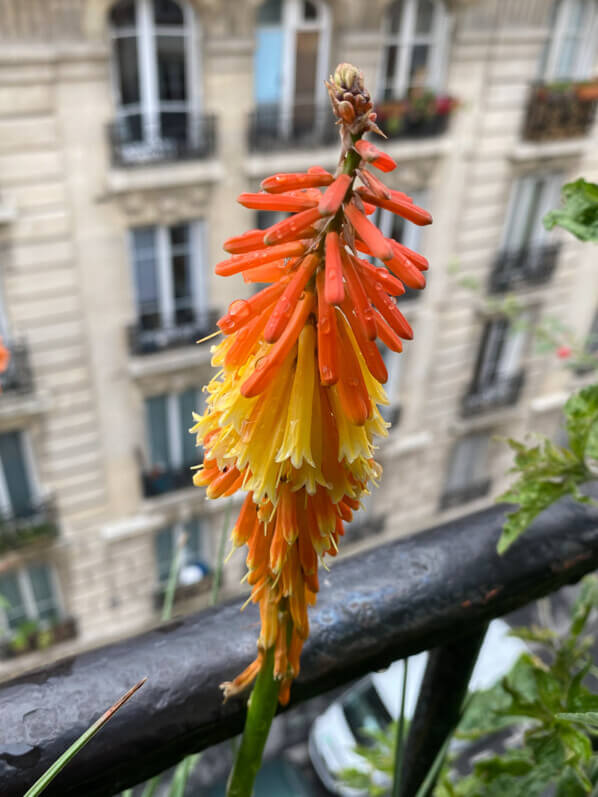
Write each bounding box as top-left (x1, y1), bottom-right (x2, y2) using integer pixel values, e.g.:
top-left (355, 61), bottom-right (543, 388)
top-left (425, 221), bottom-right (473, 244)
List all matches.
top-left (575, 79), bottom-right (598, 102)
top-left (377, 87), bottom-right (457, 139)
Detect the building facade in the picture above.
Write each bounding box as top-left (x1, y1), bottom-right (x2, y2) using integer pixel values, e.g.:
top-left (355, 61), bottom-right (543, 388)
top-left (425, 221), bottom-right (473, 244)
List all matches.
top-left (0, 0), bottom-right (597, 677)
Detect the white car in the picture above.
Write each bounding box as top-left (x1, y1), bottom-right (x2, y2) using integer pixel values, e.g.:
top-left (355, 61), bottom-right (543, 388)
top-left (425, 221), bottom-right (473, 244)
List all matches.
top-left (308, 619), bottom-right (528, 796)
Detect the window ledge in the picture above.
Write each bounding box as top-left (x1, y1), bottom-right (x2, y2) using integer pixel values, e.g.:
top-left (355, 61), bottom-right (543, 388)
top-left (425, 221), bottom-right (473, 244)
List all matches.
top-left (128, 342), bottom-right (213, 380)
top-left (452, 405), bottom-right (522, 434)
top-left (529, 392), bottom-right (568, 414)
top-left (510, 137), bottom-right (591, 163)
top-left (0, 389), bottom-right (52, 428)
top-left (382, 430), bottom-right (432, 458)
top-left (105, 158), bottom-right (225, 196)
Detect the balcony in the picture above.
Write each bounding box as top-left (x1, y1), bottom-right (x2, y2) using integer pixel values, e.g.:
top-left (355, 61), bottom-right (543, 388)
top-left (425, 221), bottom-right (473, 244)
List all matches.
top-left (376, 91), bottom-right (456, 141)
top-left (127, 308), bottom-right (219, 357)
top-left (488, 242), bottom-right (561, 294)
top-left (0, 340), bottom-right (34, 395)
top-left (141, 463), bottom-right (195, 498)
top-left (107, 114), bottom-right (217, 168)
top-left (522, 81), bottom-right (598, 142)
top-left (0, 498), bottom-right (59, 554)
top-left (439, 478), bottom-right (492, 510)
top-left (0, 616), bottom-right (76, 660)
top-left (461, 370), bottom-right (525, 416)
top-left (153, 568), bottom-right (213, 611)
top-left (247, 103), bottom-right (338, 153)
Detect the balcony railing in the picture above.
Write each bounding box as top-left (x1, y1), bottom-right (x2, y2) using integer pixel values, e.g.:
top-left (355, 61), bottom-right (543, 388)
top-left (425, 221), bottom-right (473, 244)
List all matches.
top-left (153, 570), bottom-right (213, 610)
top-left (489, 242), bottom-right (561, 294)
top-left (108, 114), bottom-right (217, 168)
top-left (376, 93), bottom-right (455, 140)
top-left (2, 494), bottom-right (598, 796)
top-left (127, 308), bottom-right (219, 357)
top-left (0, 340), bottom-right (34, 395)
top-left (0, 616), bottom-right (76, 660)
top-left (141, 463), bottom-right (195, 498)
top-left (462, 370), bottom-right (525, 416)
top-left (439, 478), bottom-right (492, 510)
top-left (248, 103), bottom-right (338, 153)
top-left (522, 81), bottom-right (598, 142)
top-left (0, 498), bottom-right (59, 554)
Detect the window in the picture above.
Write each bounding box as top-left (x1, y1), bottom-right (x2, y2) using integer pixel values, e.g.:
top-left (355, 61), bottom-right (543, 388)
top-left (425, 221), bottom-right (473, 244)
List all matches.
top-left (130, 221), bottom-right (208, 331)
top-left (155, 516), bottom-right (210, 586)
top-left (109, 0), bottom-right (197, 151)
top-left (464, 314), bottom-right (530, 413)
top-left (0, 564), bottom-right (61, 633)
top-left (145, 387), bottom-right (202, 472)
top-left (539, 0), bottom-right (598, 81)
top-left (501, 174), bottom-right (563, 255)
top-left (380, 0), bottom-right (449, 100)
top-left (254, 0), bottom-right (331, 130)
top-left (379, 344), bottom-right (402, 425)
top-left (0, 431), bottom-right (38, 518)
top-left (441, 433), bottom-right (490, 507)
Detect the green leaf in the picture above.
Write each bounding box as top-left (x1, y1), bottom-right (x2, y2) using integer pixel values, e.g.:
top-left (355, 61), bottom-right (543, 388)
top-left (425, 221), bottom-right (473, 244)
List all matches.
top-left (557, 712), bottom-right (598, 731)
top-left (565, 385), bottom-right (598, 460)
top-left (571, 575), bottom-right (598, 637)
top-left (543, 178), bottom-right (598, 242)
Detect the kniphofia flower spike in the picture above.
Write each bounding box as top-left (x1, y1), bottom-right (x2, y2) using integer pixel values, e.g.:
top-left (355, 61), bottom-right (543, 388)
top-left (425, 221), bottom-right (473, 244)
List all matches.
top-left (191, 63), bottom-right (432, 706)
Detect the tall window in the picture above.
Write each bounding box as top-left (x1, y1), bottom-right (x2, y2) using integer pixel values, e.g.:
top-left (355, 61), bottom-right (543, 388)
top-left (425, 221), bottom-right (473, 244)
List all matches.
top-left (539, 0), bottom-right (598, 81)
top-left (0, 564), bottom-right (61, 632)
top-left (441, 433), bottom-right (490, 507)
top-left (501, 174), bottom-right (563, 255)
top-left (254, 0), bottom-right (331, 130)
top-left (379, 345), bottom-right (402, 425)
top-left (380, 0), bottom-right (449, 100)
top-left (0, 431), bottom-right (38, 518)
top-left (145, 387), bottom-right (202, 473)
top-left (469, 313), bottom-right (530, 404)
top-left (109, 0), bottom-right (196, 148)
top-left (130, 221), bottom-right (208, 331)
top-left (155, 516), bottom-right (210, 587)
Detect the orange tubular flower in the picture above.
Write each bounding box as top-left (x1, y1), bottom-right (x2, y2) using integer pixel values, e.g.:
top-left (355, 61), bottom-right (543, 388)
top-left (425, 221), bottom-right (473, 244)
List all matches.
top-left (190, 63), bottom-right (432, 706)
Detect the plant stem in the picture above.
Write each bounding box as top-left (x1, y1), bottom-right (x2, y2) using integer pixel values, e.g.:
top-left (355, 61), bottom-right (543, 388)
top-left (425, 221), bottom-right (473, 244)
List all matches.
top-left (392, 658), bottom-right (409, 797)
top-left (226, 647), bottom-right (279, 797)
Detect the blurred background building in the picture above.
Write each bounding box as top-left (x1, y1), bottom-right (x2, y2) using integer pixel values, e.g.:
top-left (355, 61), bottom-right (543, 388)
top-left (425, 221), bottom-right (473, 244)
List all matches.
top-left (0, 0), bottom-right (596, 678)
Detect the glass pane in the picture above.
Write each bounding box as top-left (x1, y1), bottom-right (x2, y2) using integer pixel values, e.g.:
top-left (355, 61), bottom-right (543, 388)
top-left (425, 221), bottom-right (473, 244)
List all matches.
top-left (415, 0), bottom-right (435, 34)
top-left (132, 227), bottom-right (160, 328)
top-left (153, 0), bottom-right (184, 25)
top-left (117, 113), bottom-right (143, 143)
top-left (520, 178), bottom-right (544, 249)
top-left (566, 0), bottom-right (587, 34)
top-left (342, 683), bottom-right (392, 747)
top-left (409, 44), bottom-right (430, 87)
top-left (0, 431), bottom-right (33, 517)
top-left (155, 527), bottom-right (175, 584)
top-left (170, 223), bottom-right (188, 248)
top-left (556, 35), bottom-right (578, 78)
top-left (110, 0), bottom-right (136, 27)
top-left (294, 31), bottom-right (319, 114)
top-left (28, 564), bottom-right (58, 624)
top-left (255, 28), bottom-right (283, 104)
top-left (303, 0), bottom-right (318, 20)
top-left (145, 395), bottom-right (171, 468)
top-left (179, 389), bottom-right (198, 466)
top-left (257, 210), bottom-right (286, 229)
top-left (257, 0), bottom-right (282, 24)
top-left (160, 111), bottom-right (187, 142)
top-left (157, 35), bottom-right (187, 101)
top-left (384, 45), bottom-right (398, 98)
top-left (0, 572), bottom-right (27, 631)
top-left (185, 516), bottom-right (203, 562)
top-left (387, 0), bottom-right (403, 34)
top-left (114, 36), bottom-right (140, 106)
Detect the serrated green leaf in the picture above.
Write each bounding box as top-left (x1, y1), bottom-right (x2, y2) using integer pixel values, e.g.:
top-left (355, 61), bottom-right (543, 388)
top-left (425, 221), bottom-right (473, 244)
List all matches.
top-left (557, 712), bottom-right (598, 731)
top-left (565, 385), bottom-right (598, 459)
top-left (543, 178), bottom-right (598, 242)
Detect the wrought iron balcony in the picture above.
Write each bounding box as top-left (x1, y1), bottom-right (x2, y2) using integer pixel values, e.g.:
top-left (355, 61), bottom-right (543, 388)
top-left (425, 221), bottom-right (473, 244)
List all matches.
top-left (141, 463), bottom-right (195, 498)
top-left (489, 242), bottom-right (561, 294)
top-left (0, 340), bottom-right (34, 395)
top-left (127, 308), bottom-right (219, 357)
top-left (248, 103), bottom-right (338, 153)
top-left (461, 370), bottom-right (525, 416)
top-left (2, 493), bottom-right (598, 795)
top-left (0, 498), bottom-right (59, 554)
top-left (153, 569), bottom-right (213, 610)
top-left (0, 616), bottom-right (76, 660)
top-left (522, 81), bottom-right (598, 142)
top-left (108, 114), bottom-right (217, 168)
top-left (376, 94), bottom-right (454, 140)
top-left (439, 478), bottom-right (492, 510)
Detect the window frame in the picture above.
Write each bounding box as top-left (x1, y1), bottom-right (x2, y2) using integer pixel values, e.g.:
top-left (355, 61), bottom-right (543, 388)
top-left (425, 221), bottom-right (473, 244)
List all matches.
top-left (540, 0), bottom-right (598, 81)
top-left (500, 173), bottom-right (564, 254)
top-left (144, 386), bottom-right (204, 471)
top-left (129, 219), bottom-right (209, 330)
top-left (378, 0), bottom-right (450, 100)
top-left (154, 516), bottom-right (211, 587)
top-left (444, 432), bottom-right (490, 494)
top-left (0, 430), bottom-right (40, 518)
top-left (0, 563), bottom-right (63, 635)
top-left (472, 312), bottom-right (532, 394)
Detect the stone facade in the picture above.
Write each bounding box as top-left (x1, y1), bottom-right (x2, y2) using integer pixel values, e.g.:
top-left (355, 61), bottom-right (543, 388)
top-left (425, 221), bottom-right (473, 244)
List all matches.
top-left (0, 0), bottom-right (596, 677)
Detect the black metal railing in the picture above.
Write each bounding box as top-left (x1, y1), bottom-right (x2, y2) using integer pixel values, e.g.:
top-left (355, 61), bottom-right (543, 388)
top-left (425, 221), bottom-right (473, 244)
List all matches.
top-left (127, 308), bottom-right (219, 356)
top-left (462, 370), bottom-right (525, 416)
top-left (2, 494), bottom-right (598, 795)
top-left (0, 616), bottom-right (76, 660)
top-left (0, 498), bottom-right (59, 554)
top-left (376, 95), bottom-right (453, 141)
top-left (108, 114), bottom-right (217, 167)
top-left (439, 478), bottom-right (492, 510)
top-left (522, 81), bottom-right (598, 142)
top-left (141, 463), bottom-right (196, 498)
top-left (0, 340), bottom-right (34, 395)
top-left (489, 242), bottom-right (561, 293)
top-left (248, 103), bottom-right (338, 153)
top-left (153, 571), bottom-right (213, 611)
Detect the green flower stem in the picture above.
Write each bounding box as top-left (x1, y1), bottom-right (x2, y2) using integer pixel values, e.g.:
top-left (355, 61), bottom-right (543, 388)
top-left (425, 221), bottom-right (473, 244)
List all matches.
top-left (226, 646), bottom-right (279, 797)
